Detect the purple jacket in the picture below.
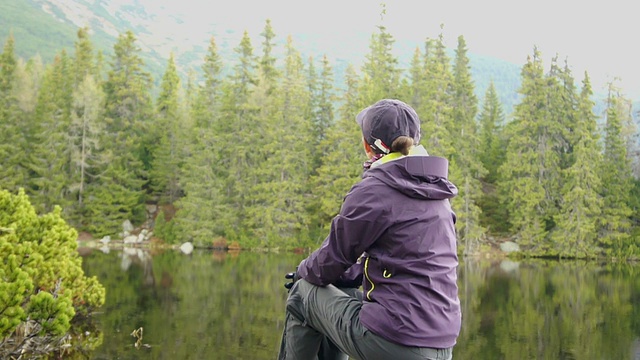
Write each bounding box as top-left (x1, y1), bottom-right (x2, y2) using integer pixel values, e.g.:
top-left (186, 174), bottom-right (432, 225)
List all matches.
top-left (297, 152), bottom-right (461, 348)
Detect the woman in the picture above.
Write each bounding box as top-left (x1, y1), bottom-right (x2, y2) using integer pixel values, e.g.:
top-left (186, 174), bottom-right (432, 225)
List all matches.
top-left (278, 99), bottom-right (461, 360)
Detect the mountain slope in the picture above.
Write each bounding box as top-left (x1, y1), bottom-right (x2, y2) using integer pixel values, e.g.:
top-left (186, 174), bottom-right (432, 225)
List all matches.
top-left (2, 0), bottom-right (525, 112)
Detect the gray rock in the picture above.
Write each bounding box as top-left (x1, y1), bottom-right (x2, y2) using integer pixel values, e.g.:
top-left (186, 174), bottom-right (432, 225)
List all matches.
top-left (500, 241), bottom-right (521, 253)
top-left (123, 235), bottom-right (138, 244)
top-left (145, 204), bottom-right (158, 217)
top-left (122, 220), bottom-right (134, 233)
top-left (100, 235), bottom-right (111, 244)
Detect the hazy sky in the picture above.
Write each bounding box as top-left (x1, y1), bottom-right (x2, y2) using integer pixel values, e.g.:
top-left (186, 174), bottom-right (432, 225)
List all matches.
top-left (139, 0), bottom-right (638, 98)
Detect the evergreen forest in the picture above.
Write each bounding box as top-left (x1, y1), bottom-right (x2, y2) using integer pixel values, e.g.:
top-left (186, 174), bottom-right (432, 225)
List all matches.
top-left (1, 19), bottom-right (639, 260)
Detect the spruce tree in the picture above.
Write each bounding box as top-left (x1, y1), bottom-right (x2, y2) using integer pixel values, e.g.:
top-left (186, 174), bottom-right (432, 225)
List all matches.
top-left (598, 82), bottom-right (634, 255)
top-left (174, 36), bottom-right (226, 245)
top-left (88, 30), bottom-right (152, 235)
top-left (552, 74), bottom-right (602, 257)
top-left (317, 55), bottom-right (335, 141)
top-left (307, 55), bottom-right (336, 172)
top-left (420, 32), bottom-right (454, 158)
top-left (477, 82), bottom-right (508, 233)
top-left (215, 31), bottom-right (258, 240)
top-left (150, 53), bottom-right (184, 204)
top-left (359, 19), bottom-right (402, 105)
top-left (28, 52), bottom-right (73, 214)
top-left (308, 65), bottom-right (364, 236)
top-left (408, 46), bottom-right (426, 110)
top-left (498, 48), bottom-right (549, 250)
top-left (541, 58), bottom-right (577, 230)
top-left (258, 19), bottom-right (279, 95)
top-left (73, 27), bottom-right (98, 87)
top-left (478, 82), bottom-right (506, 183)
top-left (247, 36), bottom-right (312, 246)
top-left (0, 35), bottom-right (29, 192)
top-left (450, 35), bottom-right (485, 253)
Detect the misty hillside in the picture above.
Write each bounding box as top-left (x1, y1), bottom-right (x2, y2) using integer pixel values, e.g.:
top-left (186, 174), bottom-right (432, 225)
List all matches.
top-left (1, 0), bottom-right (552, 114)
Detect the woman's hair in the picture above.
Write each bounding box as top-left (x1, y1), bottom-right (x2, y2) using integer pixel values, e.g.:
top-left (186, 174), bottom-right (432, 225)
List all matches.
top-left (390, 136), bottom-right (414, 155)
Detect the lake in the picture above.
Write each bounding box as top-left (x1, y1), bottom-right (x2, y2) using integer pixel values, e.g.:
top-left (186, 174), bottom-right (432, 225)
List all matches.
top-left (74, 248), bottom-right (640, 359)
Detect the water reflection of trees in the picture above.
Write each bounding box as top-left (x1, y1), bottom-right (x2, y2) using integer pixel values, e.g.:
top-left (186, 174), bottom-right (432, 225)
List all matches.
top-left (456, 259), bottom-right (640, 360)
top-left (77, 251), bottom-right (639, 359)
top-left (80, 249), bottom-right (303, 359)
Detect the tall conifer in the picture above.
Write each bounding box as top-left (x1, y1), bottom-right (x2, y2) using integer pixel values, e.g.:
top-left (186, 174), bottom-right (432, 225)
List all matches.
top-left (552, 74), bottom-right (602, 257)
top-left (174, 36), bottom-right (226, 245)
top-left (0, 35), bottom-right (29, 192)
top-left (498, 49), bottom-right (549, 250)
top-left (450, 35), bottom-right (485, 252)
top-left (420, 32), bottom-right (454, 158)
top-left (359, 15), bottom-right (401, 104)
top-left (477, 82), bottom-right (508, 233)
top-left (598, 83), bottom-right (634, 254)
top-left (247, 36), bottom-right (312, 245)
top-left (308, 65), bottom-right (363, 236)
top-left (216, 31), bottom-right (258, 239)
top-left (150, 53), bottom-right (184, 204)
top-left (88, 31), bottom-right (153, 235)
top-left (29, 52), bottom-right (73, 214)
top-left (68, 75), bottom-right (106, 227)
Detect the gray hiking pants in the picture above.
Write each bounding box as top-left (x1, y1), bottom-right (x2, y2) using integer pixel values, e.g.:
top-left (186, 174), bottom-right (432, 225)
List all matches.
top-left (277, 279), bottom-right (453, 360)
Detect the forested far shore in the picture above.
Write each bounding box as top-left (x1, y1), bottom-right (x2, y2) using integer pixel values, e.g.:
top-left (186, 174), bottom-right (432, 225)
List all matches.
top-left (0, 19), bottom-right (639, 259)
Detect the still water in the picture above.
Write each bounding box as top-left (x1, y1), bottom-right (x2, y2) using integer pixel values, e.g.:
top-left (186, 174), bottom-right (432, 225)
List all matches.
top-left (76, 248), bottom-right (640, 360)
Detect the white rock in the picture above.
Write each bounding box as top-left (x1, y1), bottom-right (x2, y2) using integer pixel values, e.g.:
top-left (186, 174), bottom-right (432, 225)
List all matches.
top-left (123, 235), bottom-right (138, 244)
top-left (179, 242), bottom-right (194, 255)
top-left (100, 235), bottom-right (111, 244)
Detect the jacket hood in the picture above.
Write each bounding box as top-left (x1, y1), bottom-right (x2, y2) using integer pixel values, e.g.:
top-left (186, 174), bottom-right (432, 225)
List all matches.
top-left (363, 150), bottom-right (458, 200)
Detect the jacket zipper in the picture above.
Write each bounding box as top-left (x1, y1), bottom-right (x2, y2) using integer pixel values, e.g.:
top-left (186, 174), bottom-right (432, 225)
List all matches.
top-left (364, 256), bottom-right (375, 301)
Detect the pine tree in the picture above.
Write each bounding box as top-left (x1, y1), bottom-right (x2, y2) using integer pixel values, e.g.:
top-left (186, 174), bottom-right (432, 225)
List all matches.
top-left (552, 73), bottom-right (602, 257)
top-left (450, 35), bottom-right (485, 253)
top-left (0, 189), bottom-right (105, 338)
